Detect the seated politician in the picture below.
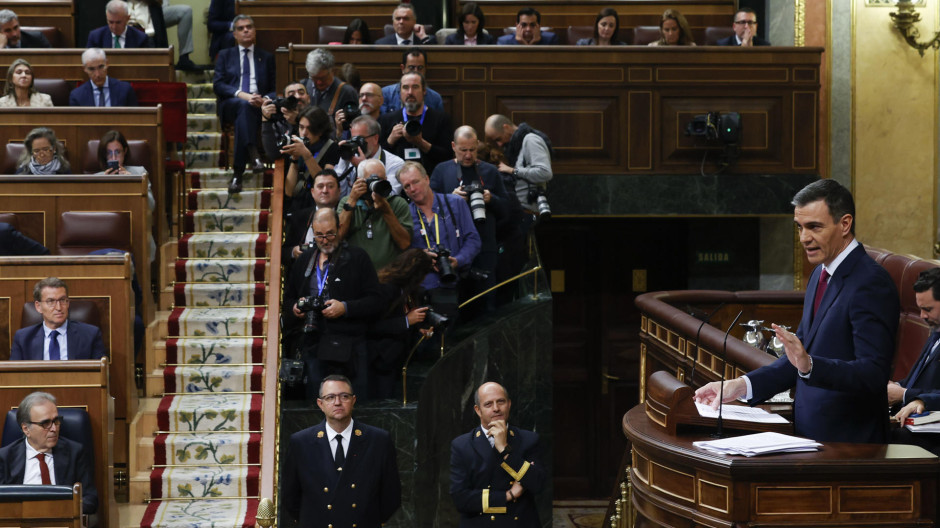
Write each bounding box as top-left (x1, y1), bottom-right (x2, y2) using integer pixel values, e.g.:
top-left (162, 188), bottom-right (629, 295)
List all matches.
top-left (69, 48), bottom-right (138, 107)
top-left (0, 59), bottom-right (52, 108)
top-left (87, 1), bottom-right (151, 49)
top-left (0, 392), bottom-right (97, 515)
top-left (15, 127), bottom-right (71, 175)
top-left (11, 277), bottom-right (106, 361)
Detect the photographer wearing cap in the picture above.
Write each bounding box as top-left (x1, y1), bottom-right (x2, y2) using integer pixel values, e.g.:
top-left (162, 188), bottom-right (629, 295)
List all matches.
top-left (260, 80), bottom-right (310, 162)
top-left (378, 71), bottom-right (453, 176)
top-left (334, 82), bottom-right (383, 138)
top-left (282, 105), bottom-right (342, 215)
top-left (283, 208), bottom-right (386, 400)
top-left (333, 115), bottom-right (405, 198)
top-left (431, 126), bottom-right (514, 314)
top-left (337, 158), bottom-right (413, 270)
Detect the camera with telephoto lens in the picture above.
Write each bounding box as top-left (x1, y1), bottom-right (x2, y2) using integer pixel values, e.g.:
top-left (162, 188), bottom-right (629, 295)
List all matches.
top-left (339, 101), bottom-right (361, 131)
top-left (404, 119), bottom-right (422, 137)
top-left (433, 245), bottom-right (457, 285)
top-left (339, 135), bottom-right (369, 161)
top-left (417, 307), bottom-right (450, 330)
top-left (297, 295), bottom-right (326, 333)
top-left (527, 187), bottom-right (552, 219)
top-left (365, 174), bottom-right (392, 198)
top-left (462, 182), bottom-right (486, 224)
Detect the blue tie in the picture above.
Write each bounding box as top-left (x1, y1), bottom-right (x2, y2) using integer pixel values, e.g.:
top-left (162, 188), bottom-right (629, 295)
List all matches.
top-left (241, 48), bottom-right (250, 93)
top-left (909, 332), bottom-right (940, 386)
top-left (48, 330), bottom-right (61, 360)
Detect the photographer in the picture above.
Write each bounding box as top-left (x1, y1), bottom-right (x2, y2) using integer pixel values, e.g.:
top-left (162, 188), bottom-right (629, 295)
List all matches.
top-left (283, 208), bottom-right (385, 400)
top-left (334, 82), bottom-right (383, 139)
top-left (301, 48), bottom-right (357, 129)
top-left (484, 114), bottom-right (553, 220)
top-left (282, 168), bottom-right (342, 268)
top-left (260, 80), bottom-right (309, 163)
top-left (431, 126), bottom-right (513, 313)
top-left (337, 159), bottom-right (412, 270)
top-left (378, 71), bottom-right (453, 176)
top-left (368, 248), bottom-right (438, 399)
top-left (333, 115), bottom-right (405, 198)
top-left (399, 162), bottom-right (480, 318)
top-left (282, 106), bottom-right (341, 215)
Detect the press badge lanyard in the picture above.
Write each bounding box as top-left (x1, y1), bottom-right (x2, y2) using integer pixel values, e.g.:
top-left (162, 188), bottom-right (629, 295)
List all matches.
top-left (315, 259), bottom-right (330, 295)
top-left (417, 209), bottom-right (440, 249)
top-left (402, 106), bottom-right (427, 126)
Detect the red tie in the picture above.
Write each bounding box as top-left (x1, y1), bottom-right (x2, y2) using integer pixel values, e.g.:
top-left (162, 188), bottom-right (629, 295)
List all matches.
top-left (36, 453), bottom-right (51, 485)
top-left (813, 268), bottom-right (830, 318)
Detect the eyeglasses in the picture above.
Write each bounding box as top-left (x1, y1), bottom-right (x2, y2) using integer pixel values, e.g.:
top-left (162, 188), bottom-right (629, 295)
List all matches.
top-left (734, 20), bottom-right (757, 26)
top-left (313, 233), bottom-right (337, 241)
top-left (41, 298), bottom-right (69, 308)
top-left (319, 393), bottom-right (354, 403)
top-left (27, 416), bottom-right (62, 430)
top-left (33, 146), bottom-right (53, 155)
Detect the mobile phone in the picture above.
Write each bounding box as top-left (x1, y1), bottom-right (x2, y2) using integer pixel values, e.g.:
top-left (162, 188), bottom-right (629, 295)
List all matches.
top-left (107, 160), bottom-right (119, 171)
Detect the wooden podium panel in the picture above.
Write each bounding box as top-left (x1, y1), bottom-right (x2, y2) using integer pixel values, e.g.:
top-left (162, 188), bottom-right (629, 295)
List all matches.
top-left (278, 45), bottom-right (822, 176)
top-left (0, 485), bottom-right (82, 528)
top-left (0, 255), bottom-right (135, 477)
top-left (0, 361), bottom-right (114, 528)
top-left (0, 48), bottom-right (175, 85)
top-left (624, 405), bottom-right (939, 527)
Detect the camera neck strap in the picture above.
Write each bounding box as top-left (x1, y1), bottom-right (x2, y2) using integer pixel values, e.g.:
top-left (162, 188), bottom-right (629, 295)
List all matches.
top-left (314, 259), bottom-right (330, 296)
top-left (327, 81), bottom-right (347, 116)
top-left (416, 193), bottom-right (460, 249)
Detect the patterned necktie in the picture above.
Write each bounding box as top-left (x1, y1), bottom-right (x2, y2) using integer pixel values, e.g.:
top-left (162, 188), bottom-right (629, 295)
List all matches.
top-left (48, 330), bottom-right (60, 360)
top-left (36, 453), bottom-right (51, 484)
top-left (113, 34), bottom-right (120, 48)
top-left (334, 435), bottom-right (345, 469)
top-left (813, 268), bottom-right (830, 318)
top-left (241, 48), bottom-right (250, 93)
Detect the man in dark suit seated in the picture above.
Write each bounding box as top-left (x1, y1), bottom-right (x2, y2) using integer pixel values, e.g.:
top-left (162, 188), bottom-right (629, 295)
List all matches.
top-left (207, 0), bottom-right (235, 60)
top-left (0, 10), bottom-right (51, 48)
top-left (86, 1), bottom-right (151, 49)
top-left (213, 14), bottom-right (275, 194)
top-left (0, 392), bottom-right (97, 515)
top-left (375, 4), bottom-right (434, 46)
top-left (715, 7), bottom-right (771, 46)
top-left (69, 48), bottom-right (138, 107)
top-left (450, 382), bottom-right (546, 527)
top-left (889, 268), bottom-right (940, 453)
top-left (496, 8), bottom-right (559, 46)
top-left (11, 277), bottom-right (106, 361)
top-left (0, 223), bottom-right (49, 256)
top-left (281, 374), bottom-right (401, 526)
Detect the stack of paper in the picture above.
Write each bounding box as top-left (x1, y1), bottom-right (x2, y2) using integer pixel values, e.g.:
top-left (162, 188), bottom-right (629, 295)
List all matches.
top-left (906, 422), bottom-right (940, 433)
top-left (695, 402), bottom-right (789, 424)
top-left (693, 432), bottom-right (821, 457)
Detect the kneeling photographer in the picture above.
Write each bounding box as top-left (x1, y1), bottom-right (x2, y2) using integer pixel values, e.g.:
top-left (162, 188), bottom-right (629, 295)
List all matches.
top-left (430, 126), bottom-right (513, 316)
top-left (332, 115), bottom-right (405, 198)
top-left (282, 208), bottom-right (385, 401)
top-left (399, 161), bottom-right (481, 323)
top-left (281, 106), bottom-right (342, 215)
top-left (368, 249), bottom-right (448, 399)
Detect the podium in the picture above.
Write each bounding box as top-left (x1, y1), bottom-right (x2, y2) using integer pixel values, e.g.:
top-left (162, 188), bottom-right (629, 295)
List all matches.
top-left (623, 372), bottom-right (940, 527)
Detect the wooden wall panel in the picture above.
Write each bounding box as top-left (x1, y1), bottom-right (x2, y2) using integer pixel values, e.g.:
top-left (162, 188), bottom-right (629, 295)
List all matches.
top-left (237, 0), bottom-right (398, 50)
top-left (0, 49), bottom-right (175, 85)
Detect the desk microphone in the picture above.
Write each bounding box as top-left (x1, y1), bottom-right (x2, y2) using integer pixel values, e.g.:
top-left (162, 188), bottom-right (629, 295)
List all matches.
top-left (688, 302), bottom-right (725, 386)
top-left (715, 309), bottom-right (744, 439)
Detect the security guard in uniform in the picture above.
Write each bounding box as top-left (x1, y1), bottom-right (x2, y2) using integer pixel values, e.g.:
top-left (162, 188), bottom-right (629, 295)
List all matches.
top-left (450, 382), bottom-right (545, 527)
top-left (281, 374), bottom-right (401, 526)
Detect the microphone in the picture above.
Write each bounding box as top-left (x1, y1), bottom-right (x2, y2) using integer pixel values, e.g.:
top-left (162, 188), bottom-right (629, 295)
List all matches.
top-left (688, 302), bottom-right (725, 386)
top-left (714, 309), bottom-right (744, 439)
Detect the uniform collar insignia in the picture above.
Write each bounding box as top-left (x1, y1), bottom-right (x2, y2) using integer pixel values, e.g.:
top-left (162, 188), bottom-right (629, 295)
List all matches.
top-left (354, 429), bottom-right (362, 436)
top-left (475, 430), bottom-right (481, 437)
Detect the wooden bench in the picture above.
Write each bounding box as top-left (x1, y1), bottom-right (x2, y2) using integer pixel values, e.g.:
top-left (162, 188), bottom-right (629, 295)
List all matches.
top-left (0, 359), bottom-right (114, 527)
top-left (0, 48), bottom-right (175, 85)
top-left (278, 45), bottom-right (822, 176)
top-left (0, 485), bottom-right (83, 528)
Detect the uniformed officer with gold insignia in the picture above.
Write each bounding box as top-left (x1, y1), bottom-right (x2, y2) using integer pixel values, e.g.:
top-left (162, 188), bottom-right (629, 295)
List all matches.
top-left (281, 374), bottom-right (401, 526)
top-left (450, 382), bottom-right (545, 527)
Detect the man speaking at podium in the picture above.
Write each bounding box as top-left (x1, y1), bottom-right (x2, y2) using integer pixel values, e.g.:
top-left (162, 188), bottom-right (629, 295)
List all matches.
top-left (695, 180), bottom-right (899, 443)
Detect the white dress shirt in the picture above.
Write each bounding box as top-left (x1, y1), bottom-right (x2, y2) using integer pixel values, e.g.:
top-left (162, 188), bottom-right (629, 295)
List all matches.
top-left (325, 419), bottom-right (353, 461)
top-left (24, 441), bottom-right (56, 485)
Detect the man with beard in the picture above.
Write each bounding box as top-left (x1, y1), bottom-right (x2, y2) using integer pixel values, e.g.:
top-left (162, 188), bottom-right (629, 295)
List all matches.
top-left (283, 208), bottom-right (385, 399)
top-left (378, 72), bottom-right (452, 176)
top-left (450, 382), bottom-right (545, 527)
top-left (282, 168), bottom-right (342, 268)
top-left (889, 267), bottom-right (940, 454)
top-left (282, 374), bottom-right (401, 526)
top-left (334, 82), bottom-right (384, 137)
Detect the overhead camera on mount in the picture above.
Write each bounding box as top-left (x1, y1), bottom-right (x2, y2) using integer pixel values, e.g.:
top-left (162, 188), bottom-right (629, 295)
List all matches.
top-left (685, 111), bottom-right (741, 176)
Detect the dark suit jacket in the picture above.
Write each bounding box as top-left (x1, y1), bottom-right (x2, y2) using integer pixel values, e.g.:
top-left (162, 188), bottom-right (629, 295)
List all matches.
top-left (897, 332), bottom-right (940, 409)
top-left (11, 321), bottom-right (106, 361)
top-left (212, 45), bottom-right (276, 102)
top-left (0, 223), bottom-right (49, 256)
top-left (281, 420), bottom-right (401, 527)
top-left (747, 244), bottom-right (899, 443)
top-left (17, 30), bottom-right (51, 48)
top-left (281, 205), bottom-right (316, 267)
top-left (378, 107), bottom-right (453, 175)
top-left (496, 32), bottom-right (559, 45)
top-left (445, 31), bottom-right (496, 45)
top-left (450, 425), bottom-right (545, 527)
top-left (86, 25), bottom-right (151, 48)
top-left (68, 77), bottom-right (138, 107)
top-left (715, 35), bottom-right (771, 46)
top-left (0, 436), bottom-right (98, 514)
top-left (374, 33), bottom-right (434, 45)
top-left (208, 0), bottom-right (236, 58)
